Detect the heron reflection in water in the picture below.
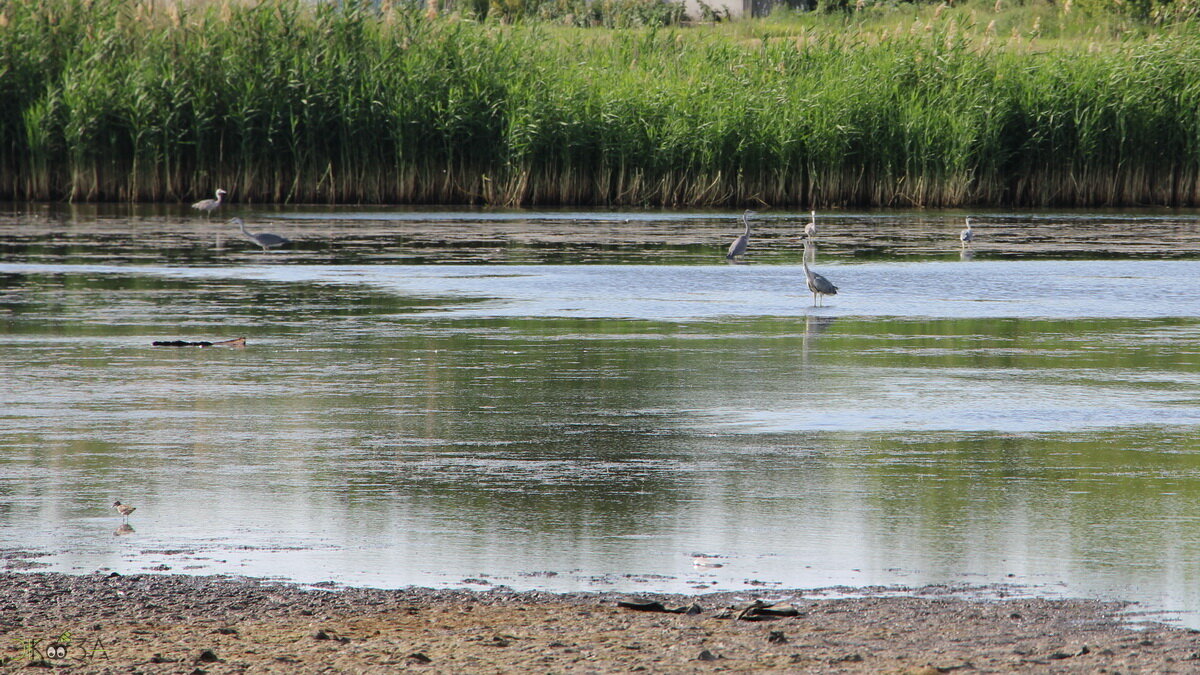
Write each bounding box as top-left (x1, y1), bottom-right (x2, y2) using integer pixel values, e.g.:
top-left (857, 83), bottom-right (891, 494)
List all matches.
top-left (800, 314), bottom-right (837, 365)
top-left (726, 210), bottom-right (756, 262)
top-left (230, 217), bottom-right (291, 252)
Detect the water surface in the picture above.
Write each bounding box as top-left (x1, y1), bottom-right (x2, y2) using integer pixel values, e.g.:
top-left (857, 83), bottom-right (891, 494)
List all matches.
top-left (2, 206), bottom-right (1200, 625)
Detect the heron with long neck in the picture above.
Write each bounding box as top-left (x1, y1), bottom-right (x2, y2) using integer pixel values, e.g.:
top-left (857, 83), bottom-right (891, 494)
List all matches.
top-left (960, 217), bottom-right (974, 247)
top-left (231, 217), bottom-right (290, 252)
top-left (191, 188), bottom-right (227, 218)
top-left (802, 240), bottom-right (838, 307)
top-left (726, 209), bottom-right (755, 261)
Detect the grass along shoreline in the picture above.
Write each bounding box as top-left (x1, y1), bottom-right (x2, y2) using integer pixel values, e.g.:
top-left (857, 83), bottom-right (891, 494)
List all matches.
top-left (4, 0), bottom-right (1200, 207)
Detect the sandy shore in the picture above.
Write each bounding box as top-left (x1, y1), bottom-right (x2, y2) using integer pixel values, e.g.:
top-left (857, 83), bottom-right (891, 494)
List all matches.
top-left (1, 573), bottom-right (1198, 673)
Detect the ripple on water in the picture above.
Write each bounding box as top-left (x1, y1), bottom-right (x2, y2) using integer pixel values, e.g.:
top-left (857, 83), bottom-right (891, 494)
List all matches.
top-left (3, 209), bottom-right (1200, 626)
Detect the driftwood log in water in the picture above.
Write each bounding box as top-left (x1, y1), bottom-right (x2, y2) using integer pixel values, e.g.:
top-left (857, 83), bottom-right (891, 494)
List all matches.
top-left (151, 337), bottom-right (246, 348)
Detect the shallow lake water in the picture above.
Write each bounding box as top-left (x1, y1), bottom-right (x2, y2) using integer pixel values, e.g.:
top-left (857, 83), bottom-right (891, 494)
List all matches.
top-left (2, 205), bottom-right (1200, 624)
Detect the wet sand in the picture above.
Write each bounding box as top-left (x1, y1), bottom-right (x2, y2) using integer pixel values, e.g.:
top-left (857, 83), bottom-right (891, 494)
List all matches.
top-left (2, 573), bottom-right (1198, 673)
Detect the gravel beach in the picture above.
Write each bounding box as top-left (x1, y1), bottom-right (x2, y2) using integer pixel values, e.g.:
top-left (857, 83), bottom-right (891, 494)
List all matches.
top-left (2, 572), bottom-right (1199, 673)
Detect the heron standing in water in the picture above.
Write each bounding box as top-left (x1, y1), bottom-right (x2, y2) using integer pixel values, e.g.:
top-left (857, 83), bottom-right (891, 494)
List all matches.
top-left (191, 188), bottom-right (227, 218)
top-left (803, 210), bottom-right (819, 262)
top-left (802, 240), bottom-right (838, 306)
top-left (960, 217), bottom-right (974, 247)
top-left (727, 210), bottom-right (756, 261)
top-left (231, 217), bottom-right (290, 252)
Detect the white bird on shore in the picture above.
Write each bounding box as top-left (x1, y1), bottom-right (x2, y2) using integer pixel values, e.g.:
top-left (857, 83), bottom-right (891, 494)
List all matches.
top-left (805, 210), bottom-right (817, 239)
top-left (191, 188), bottom-right (227, 218)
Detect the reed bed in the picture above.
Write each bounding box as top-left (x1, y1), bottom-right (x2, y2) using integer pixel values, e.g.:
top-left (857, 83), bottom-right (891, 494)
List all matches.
top-left (3, 0), bottom-right (1200, 206)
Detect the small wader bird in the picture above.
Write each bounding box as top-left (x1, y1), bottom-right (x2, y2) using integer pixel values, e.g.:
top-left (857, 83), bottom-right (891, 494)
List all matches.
top-left (112, 500), bottom-right (136, 521)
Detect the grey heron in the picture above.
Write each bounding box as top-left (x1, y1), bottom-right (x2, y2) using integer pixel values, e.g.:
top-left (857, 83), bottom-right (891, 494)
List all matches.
top-left (726, 209), bottom-right (756, 260)
top-left (231, 217), bottom-right (290, 252)
top-left (805, 210), bottom-right (817, 239)
top-left (802, 240), bottom-right (838, 306)
top-left (960, 217), bottom-right (974, 247)
top-left (112, 500), bottom-right (135, 521)
top-left (191, 188), bottom-right (227, 217)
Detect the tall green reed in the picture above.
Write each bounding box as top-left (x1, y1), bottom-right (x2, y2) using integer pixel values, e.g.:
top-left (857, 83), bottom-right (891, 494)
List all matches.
top-left (4, 0), bottom-right (1200, 206)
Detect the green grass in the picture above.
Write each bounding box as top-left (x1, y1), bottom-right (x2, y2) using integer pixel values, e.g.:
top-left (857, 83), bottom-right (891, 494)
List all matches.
top-left (3, 0), bottom-right (1200, 206)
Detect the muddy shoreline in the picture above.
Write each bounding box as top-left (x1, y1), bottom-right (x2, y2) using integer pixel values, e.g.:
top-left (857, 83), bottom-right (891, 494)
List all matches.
top-left (2, 573), bottom-right (1198, 673)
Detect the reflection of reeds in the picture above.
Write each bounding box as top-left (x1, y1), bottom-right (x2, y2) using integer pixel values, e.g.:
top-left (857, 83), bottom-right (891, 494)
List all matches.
top-left (4, 0), bottom-right (1200, 207)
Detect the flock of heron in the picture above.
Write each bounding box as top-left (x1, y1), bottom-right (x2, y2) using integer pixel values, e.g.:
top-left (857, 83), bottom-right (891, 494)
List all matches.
top-left (191, 189), bottom-right (977, 308)
top-left (191, 188), bottom-right (291, 252)
top-left (726, 209), bottom-right (840, 306)
top-left (726, 209), bottom-right (976, 306)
